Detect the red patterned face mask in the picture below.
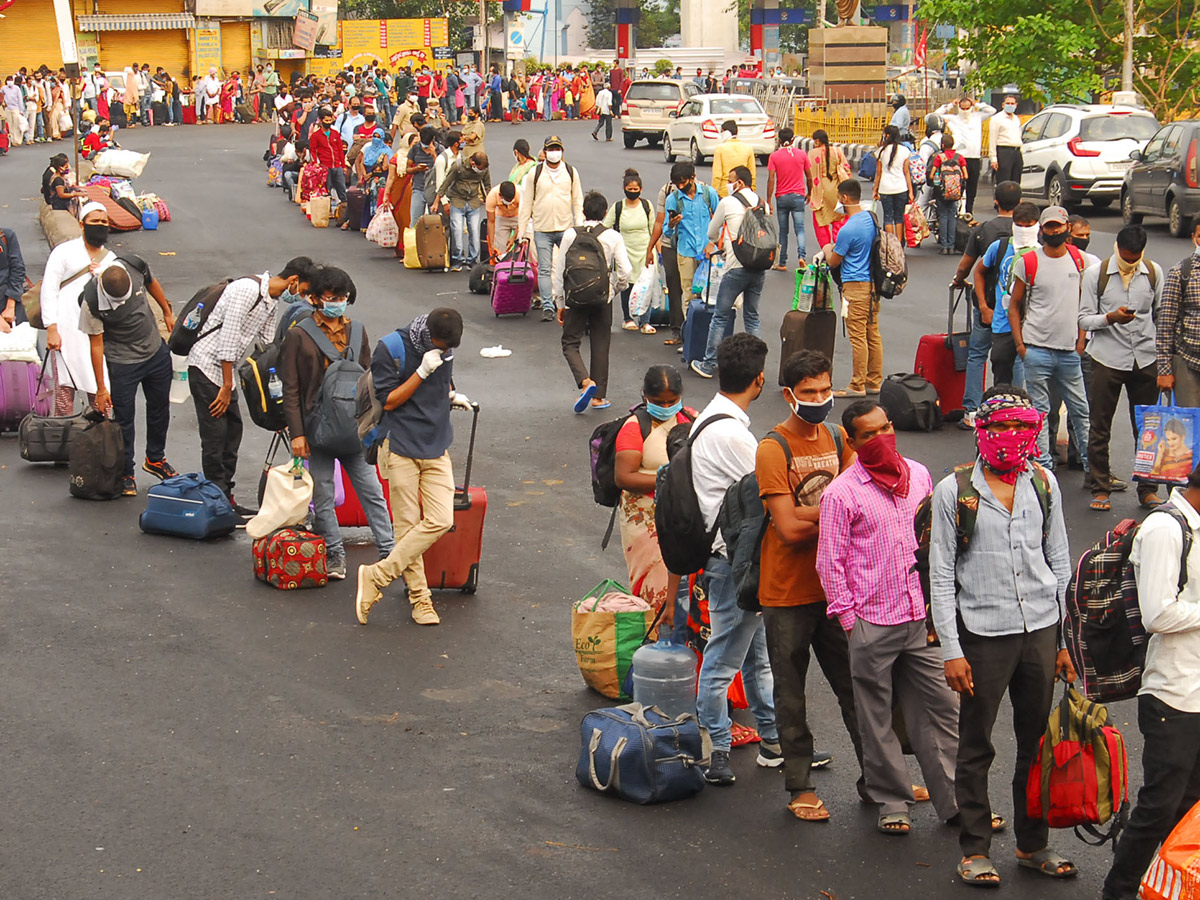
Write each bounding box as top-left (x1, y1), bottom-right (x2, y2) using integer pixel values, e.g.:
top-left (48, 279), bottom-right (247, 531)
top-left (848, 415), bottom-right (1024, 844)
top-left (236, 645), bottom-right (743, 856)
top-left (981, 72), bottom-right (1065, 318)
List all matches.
top-left (975, 409), bottom-right (1043, 484)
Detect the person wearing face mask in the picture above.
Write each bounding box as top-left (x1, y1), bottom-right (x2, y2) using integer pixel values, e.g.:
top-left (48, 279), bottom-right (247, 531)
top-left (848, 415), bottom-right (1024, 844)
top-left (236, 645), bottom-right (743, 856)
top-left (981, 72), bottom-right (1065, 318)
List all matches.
top-left (309, 106), bottom-right (349, 205)
top-left (603, 169), bottom-right (656, 332)
top-left (82, 119), bottom-right (118, 159)
top-left (817, 400), bottom-right (958, 838)
top-left (929, 386), bottom-right (1077, 887)
top-left (936, 96), bottom-right (996, 215)
top-left (1008, 205), bottom-right (1092, 471)
top-left (518, 135), bottom-right (584, 322)
top-left (281, 266), bottom-right (394, 582)
top-left (334, 99), bottom-right (364, 148)
top-left (688, 333), bottom-right (779, 787)
top-left (757, 350), bottom-right (863, 822)
top-left (434, 151), bottom-right (491, 272)
top-left (988, 95), bottom-right (1024, 185)
top-left (461, 107), bottom-right (485, 149)
top-left (712, 120), bottom-right (757, 198)
top-left (508, 138), bottom-right (535, 185)
top-left (888, 94), bottom-right (911, 139)
top-left (42, 153), bottom-right (87, 212)
top-left (975, 200), bottom-right (1040, 389)
top-left (1157, 221), bottom-right (1200, 408)
top-left (186, 257), bottom-right (314, 515)
top-left (612, 364), bottom-right (697, 623)
top-left (388, 91), bottom-right (419, 148)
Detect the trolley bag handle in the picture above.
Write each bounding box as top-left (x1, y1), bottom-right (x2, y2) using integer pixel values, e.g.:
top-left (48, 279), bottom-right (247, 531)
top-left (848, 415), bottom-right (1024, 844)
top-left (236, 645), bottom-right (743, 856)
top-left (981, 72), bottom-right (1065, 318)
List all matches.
top-left (587, 729), bottom-right (627, 792)
top-left (455, 401), bottom-right (481, 495)
top-left (947, 281), bottom-right (971, 345)
top-left (36, 350), bottom-right (75, 397)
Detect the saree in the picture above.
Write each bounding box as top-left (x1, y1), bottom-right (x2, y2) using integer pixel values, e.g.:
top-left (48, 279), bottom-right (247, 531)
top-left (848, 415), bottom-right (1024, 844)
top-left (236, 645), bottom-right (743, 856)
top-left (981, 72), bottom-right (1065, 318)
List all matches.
top-left (617, 416), bottom-right (678, 613)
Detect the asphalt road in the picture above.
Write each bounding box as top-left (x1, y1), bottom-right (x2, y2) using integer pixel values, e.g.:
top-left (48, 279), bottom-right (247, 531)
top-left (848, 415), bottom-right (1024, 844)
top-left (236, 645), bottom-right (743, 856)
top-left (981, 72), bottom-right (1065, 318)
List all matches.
top-left (1, 120), bottom-right (1195, 900)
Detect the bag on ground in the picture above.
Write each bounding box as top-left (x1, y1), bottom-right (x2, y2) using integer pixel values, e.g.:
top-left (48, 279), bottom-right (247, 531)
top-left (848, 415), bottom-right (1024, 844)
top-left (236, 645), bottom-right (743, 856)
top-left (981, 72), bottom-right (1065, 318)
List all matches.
top-left (365, 207), bottom-right (399, 248)
top-left (309, 195), bottom-right (331, 228)
top-left (253, 527), bottom-right (328, 590)
top-left (1133, 394), bottom-right (1200, 485)
top-left (139, 473), bottom-right (240, 539)
top-left (68, 411), bottom-right (124, 500)
top-left (246, 457), bottom-right (313, 540)
top-left (880, 373), bottom-right (943, 431)
top-left (627, 265), bottom-right (659, 318)
top-left (572, 580), bottom-right (654, 700)
top-left (91, 148), bottom-right (150, 179)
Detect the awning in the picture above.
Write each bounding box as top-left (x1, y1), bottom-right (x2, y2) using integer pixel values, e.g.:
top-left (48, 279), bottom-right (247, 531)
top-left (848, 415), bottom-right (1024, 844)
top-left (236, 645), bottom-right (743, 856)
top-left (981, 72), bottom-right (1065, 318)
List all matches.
top-left (76, 13), bottom-right (196, 31)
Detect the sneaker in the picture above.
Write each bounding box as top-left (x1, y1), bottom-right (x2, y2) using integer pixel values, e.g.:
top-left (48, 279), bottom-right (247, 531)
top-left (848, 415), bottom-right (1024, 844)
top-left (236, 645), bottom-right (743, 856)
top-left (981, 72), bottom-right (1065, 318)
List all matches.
top-left (958, 411), bottom-right (976, 431)
top-left (142, 458), bottom-right (178, 480)
top-left (540, 308), bottom-right (556, 322)
top-left (811, 750), bottom-right (833, 769)
top-left (327, 554), bottom-right (347, 581)
top-left (704, 749), bottom-right (736, 785)
top-left (411, 597), bottom-right (441, 625)
top-left (451, 265), bottom-right (463, 272)
top-left (757, 741), bottom-right (784, 768)
top-left (355, 565), bottom-right (382, 625)
top-left (689, 360), bottom-right (714, 379)
top-left (121, 475), bottom-right (137, 497)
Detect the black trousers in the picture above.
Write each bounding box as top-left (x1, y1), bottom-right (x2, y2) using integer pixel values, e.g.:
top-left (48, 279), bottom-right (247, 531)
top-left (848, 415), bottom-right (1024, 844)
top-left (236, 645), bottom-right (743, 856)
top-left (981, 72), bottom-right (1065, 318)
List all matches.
top-left (965, 157), bottom-right (982, 215)
top-left (994, 146), bottom-right (1024, 186)
top-left (189, 366), bottom-right (244, 500)
top-left (660, 243), bottom-right (684, 332)
top-left (561, 301), bottom-right (612, 398)
top-left (1103, 694), bottom-right (1200, 900)
top-left (990, 332), bottom-right (1019, 386)
top-left (762, 603), bottom-right (865, 795)
top-left (1087, 356), bottom-right (1160, 500)
top-left (108, 342), bottom-right (172, 478)
top-left (955, 623), bottom-right (1058, 858)
top-left (592, 114), bottom-right (612, 140)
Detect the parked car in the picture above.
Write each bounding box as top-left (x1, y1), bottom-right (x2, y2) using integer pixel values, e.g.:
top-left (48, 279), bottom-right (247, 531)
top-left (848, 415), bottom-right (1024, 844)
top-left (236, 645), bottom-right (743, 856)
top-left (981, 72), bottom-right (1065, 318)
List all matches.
top-left (662, 94), bottom-right (777, 167)
top-left (1122, 120), bottom-right (1200, 237)
top-left (621, 79), bottom-right (701, 149)
top-left (1018, 104), bottom-right (1159, 209)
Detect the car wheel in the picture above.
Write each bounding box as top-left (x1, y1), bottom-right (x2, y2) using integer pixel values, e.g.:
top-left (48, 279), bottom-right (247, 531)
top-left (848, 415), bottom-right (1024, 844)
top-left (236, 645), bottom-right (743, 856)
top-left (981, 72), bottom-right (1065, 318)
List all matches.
top-left (623, 132), bottom-right (637, 149)
top-left (691, 139), bottom-right (704, 168)
top-left (1046, 173), bottom-right (1073, 209)
top-left (1122, 189), bottom-right (1144, 225)
top-left (1091, 198), bottom-right (1113, 210)
top-left (1169, 197), bottom-right (1191, 238)
top-left (663, 134), bottom-right (674, 162)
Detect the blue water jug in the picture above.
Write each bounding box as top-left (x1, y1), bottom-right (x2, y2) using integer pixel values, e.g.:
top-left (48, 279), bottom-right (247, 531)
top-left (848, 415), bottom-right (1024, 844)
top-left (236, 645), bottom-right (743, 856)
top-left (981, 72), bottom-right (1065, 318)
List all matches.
top-left (141, 207), bottom-right (159, 231)
top-left (631, 640), bottom-right (696, 719)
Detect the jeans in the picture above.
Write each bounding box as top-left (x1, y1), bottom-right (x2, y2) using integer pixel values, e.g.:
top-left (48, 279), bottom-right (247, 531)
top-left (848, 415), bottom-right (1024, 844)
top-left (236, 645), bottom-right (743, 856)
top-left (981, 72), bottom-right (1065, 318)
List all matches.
top-left (963, 302), bottom-right (993, 412)
top-left (139, 92), bottom-right (152, 126)
top-left (936, 197), bottom-right (958, 250)
top-left (34, 111), bottom-right (45, 141)
top-left (695, 556), bottom-right (778, 753)
top-left (283, 169), bottom-right (299, 198)
top-left (701, 265), bottom-right (764, 367)
top-left (1103, 694), bottom-right (1200, 900)
top-left (448, 204), bottom-right (483, 266)
top-left (879, 191), bottom-right (907, 226)
top-left (309, 447), bottom-right (394, 561)
top-left (326, 167), bottom-right (348, 205)
top-left (533, 230), bottom-right (565, 313)
top-left (188, 367), bottom-right (243, 500)
top-left (775, 193), bottom-right (806, 267)
top-left (108, 343), bottom-right (172, 477)
top-left (1023, 345), bottom-right (1091, 469)
top-left (409, 188), bottom-right (428, 228)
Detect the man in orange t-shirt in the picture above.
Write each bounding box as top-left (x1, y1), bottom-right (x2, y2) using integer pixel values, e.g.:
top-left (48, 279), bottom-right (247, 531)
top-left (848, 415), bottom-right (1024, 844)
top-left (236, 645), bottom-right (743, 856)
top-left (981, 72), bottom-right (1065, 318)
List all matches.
top-left (755, 348), bottom-right (864, 822)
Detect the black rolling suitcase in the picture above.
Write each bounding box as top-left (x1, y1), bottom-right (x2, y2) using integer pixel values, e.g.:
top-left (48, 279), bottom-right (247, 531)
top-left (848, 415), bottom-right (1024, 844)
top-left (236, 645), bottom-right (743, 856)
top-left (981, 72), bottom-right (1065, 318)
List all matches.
top-left (778, 266), bottom-right (837, 385)
top-left (344, 187), bottom-right (367, 232)
top-left (152, 101), bottom-right (168, 125)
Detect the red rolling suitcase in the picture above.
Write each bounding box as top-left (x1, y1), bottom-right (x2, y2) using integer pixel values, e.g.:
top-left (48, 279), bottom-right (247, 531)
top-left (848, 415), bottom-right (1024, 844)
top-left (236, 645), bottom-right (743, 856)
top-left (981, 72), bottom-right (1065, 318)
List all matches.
top-left (913, 284), bottom-right (975, 418)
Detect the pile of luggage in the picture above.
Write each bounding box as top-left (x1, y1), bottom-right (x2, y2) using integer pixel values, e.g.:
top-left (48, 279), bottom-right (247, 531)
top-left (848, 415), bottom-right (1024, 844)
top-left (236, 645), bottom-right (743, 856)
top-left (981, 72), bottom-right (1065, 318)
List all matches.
top-left (83, 151), bottom-right (171, 233)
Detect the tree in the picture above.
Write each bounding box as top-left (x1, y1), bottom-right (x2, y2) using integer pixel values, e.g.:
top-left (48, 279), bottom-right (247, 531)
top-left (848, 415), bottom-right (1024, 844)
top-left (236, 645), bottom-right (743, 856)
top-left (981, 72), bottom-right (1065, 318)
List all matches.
top-left (582, 0), bottom-right (682, 50)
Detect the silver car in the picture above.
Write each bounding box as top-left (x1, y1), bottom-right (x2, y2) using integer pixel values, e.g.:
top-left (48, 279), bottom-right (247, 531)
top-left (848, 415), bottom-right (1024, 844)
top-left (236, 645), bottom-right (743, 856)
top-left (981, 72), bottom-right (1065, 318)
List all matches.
top-left (662, 94), bottom-right (777, 167)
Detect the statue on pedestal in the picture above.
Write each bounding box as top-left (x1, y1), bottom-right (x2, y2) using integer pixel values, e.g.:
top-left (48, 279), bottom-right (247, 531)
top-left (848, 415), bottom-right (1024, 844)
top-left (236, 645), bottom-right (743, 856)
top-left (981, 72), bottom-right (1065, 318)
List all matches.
top-left (835, 0), bottom-right (859, 26)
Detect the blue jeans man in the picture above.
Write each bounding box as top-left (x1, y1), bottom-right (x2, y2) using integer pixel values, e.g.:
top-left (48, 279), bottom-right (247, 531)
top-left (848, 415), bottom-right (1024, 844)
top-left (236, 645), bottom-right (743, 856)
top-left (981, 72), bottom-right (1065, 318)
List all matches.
top-left (936, 196), bottom-right (957, 251)
top-left (962, 297), bottom-right (993, 417)
top-left (533, 230), bottom-right (565, 314)
top-left (326, 167), bottom-right (348, 205)
top-left (448, 204), bottom-right (483, 268)
top-left (139, 90), bottom-right (152, 126)
top-left (693, 264), bottom-right (764, 377)
top-left (696, 556), bottom-right (779, 765)
top-left (1023, 345), bottom-right (1091, 470)
top-left (308, 448), bottom-right (395, 569)
top-left (774, 193), bottom-right (806, 267)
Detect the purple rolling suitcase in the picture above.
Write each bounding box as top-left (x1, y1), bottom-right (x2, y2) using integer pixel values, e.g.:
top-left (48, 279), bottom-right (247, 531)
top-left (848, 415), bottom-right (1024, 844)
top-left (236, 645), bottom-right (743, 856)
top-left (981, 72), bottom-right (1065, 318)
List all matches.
top-left (0, 359), bottom-right (52, 432)
top-left (491, 244), bottom-right (536, 317)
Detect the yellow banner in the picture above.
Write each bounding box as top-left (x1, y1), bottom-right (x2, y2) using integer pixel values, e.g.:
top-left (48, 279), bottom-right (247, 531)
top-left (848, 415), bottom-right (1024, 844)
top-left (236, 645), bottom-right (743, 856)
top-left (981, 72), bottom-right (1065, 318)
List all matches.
top-left (308, 18), bottom-right (450, 77)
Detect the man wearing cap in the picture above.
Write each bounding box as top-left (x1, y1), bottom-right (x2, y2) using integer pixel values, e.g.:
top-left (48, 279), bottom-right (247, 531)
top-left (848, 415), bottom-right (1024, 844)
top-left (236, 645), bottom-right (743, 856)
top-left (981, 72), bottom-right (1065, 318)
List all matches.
top-left (1008, 206), bottom-right (1091, 473)
top-left (79, 253), bottom-right (178, 497)
top-left (517, 135), bottom-right (584, 322)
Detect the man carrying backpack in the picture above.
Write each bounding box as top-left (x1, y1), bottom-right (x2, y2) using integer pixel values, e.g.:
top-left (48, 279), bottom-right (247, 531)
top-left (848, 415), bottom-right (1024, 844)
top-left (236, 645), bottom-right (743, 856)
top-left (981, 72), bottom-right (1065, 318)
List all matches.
top-left (517, 135), bottom-right (583, 322)
top-left (929, 134), bottom-right (966, 255)
top-left (689, 166), bottom-right (772, 380)
top-left (974, 201), bottom-right (1039, 389)
top-left (281, 266), bottom-right (394, 582)
top-left (1102, 463), bottom-right (1200, 900)
top-left (552, 190), bottom-right (633, 413)
top-left (929, 386), bottom-right (1078, 887)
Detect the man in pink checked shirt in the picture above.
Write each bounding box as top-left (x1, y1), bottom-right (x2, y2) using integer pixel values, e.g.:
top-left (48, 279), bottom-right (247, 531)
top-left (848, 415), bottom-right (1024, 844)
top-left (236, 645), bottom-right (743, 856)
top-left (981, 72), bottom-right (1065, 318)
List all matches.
top-left (816, 399), bottom-right (960, 837)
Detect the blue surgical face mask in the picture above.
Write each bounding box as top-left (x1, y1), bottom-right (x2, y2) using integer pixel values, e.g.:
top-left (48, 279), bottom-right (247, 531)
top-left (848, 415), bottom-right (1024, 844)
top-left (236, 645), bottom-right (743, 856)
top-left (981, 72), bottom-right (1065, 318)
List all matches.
top-left (647, 400), bottom-right (682, 421)
top-left (322, 300), bottom-right (348, 318)
top-left (787, 390), bottom-right (834, 424)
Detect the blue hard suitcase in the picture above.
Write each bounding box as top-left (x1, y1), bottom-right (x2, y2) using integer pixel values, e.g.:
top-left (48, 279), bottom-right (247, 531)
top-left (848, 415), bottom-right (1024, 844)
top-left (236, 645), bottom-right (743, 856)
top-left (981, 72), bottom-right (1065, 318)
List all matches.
top-left (139, 473), bottom-right (240, 539)
top-left (681, 299), bottom-right (734, 365)
top-left (576, 703), bottom-right (709, 804)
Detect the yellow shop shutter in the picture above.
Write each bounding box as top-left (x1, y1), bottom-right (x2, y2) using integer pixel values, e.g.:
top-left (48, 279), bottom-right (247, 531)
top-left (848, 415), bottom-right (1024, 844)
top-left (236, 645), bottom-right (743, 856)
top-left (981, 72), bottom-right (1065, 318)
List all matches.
top-left (0, 1), bottom-right (64, 75)
top-left (220, 21), bottom-right (252, 76)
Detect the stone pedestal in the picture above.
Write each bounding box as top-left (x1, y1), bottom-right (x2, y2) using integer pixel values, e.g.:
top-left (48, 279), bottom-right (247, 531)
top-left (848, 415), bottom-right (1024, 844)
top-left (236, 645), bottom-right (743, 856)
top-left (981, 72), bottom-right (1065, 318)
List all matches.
top-left (807, 25), bottom-right (887, 101)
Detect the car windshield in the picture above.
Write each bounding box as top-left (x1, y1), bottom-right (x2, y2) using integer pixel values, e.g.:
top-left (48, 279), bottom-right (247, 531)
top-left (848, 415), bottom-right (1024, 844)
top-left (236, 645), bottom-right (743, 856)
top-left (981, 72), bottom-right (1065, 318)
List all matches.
top-left (1079, 115), bottom-right (1160, 142)
top-left (709, 98), bottom-right (762, 116)
top-left (626, 83), bottom-right (679, 102)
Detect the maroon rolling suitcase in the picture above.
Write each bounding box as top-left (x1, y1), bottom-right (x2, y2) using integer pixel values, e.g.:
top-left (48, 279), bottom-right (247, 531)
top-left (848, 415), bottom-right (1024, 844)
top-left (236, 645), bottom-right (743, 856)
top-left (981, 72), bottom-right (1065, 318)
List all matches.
top-left (913, 284), bottom-right (975, 418)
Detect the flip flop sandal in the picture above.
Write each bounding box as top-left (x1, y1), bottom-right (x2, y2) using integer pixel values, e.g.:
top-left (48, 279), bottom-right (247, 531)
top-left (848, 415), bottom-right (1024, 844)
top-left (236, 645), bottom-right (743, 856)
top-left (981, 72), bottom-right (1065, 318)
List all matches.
top-left (957, 857), bottom-right (1001, 888)
top-left (991, 814), bottom-right (1007, 833)
top-left (573, 383), bottom-right (597, 413)
top-left (1017, 849), bottom-right (1077, 878)
top-left (730, 722), bottom-right (761, 746)
top-left (787, 794), bottom-right (830, 822)
top-left (912, 785), bottom-right (930, 802)
top-left (877, 813), bottom-right (911, 835)
top-left (591, 400), bottom-right (612, 411)
top-left (1141, 494), bottom-right (1163, 509)
top-left (622, 321), bottom-right (639, 331)
top-left (640, 324), bottom-right (657, 335)
top-left (663, 336), bottom-right (682, 345)
top-left (1090, 496), bottom-right (1112, 511)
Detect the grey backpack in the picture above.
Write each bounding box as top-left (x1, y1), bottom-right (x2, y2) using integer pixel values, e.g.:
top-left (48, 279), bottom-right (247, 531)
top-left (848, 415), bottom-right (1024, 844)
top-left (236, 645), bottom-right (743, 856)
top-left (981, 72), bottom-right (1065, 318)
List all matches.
top-left (296, 318), bottom-right (366, 456)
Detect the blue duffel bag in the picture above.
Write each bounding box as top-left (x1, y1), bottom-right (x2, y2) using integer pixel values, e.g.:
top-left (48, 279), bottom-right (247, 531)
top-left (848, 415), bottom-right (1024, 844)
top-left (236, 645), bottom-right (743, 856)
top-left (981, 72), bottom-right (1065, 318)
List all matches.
top-left (139, 473), bottom-right (240, 540)
top-left (575, 703), bottom-right (710, 804)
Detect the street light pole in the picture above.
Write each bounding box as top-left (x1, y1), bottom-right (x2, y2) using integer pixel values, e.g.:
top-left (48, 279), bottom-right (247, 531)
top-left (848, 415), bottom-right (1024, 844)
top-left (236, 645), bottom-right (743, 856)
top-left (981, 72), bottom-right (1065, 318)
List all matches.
top-left (1122, 0), bottom-right (1134, 91)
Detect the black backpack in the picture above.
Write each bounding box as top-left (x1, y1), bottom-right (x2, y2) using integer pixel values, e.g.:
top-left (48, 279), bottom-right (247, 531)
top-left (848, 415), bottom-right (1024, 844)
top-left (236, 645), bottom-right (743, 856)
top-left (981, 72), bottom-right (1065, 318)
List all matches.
top-left (731, 192), bottom-right (778, 271)
top-left (68, 411), bottom-right (125, 500)
top-left (654, 414), bottom-right (733, 576)
top-left (880, 373), bottom-right (943, 431)
top-left (563, 224), bottom-right (611, 308)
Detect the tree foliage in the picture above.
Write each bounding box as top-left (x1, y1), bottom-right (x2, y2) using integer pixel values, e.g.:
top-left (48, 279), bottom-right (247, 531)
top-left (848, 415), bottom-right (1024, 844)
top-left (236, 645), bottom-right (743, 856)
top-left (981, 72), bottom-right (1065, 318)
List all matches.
top-left (582, 0), bottom-right (682, 50)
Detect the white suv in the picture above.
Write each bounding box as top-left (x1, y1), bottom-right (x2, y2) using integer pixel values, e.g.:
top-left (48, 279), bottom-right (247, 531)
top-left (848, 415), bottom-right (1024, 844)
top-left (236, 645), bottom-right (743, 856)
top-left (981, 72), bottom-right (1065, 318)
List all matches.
top-left (1018, 104), bottom-right (1160, 209)
top-left (663, 94), bottom-right (777, 167)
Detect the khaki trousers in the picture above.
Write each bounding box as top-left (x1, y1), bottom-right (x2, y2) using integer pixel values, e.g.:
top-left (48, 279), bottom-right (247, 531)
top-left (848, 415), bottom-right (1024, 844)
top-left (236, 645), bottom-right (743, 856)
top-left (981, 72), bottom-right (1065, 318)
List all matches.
top-left (842, 280), bottom-right (882, 392)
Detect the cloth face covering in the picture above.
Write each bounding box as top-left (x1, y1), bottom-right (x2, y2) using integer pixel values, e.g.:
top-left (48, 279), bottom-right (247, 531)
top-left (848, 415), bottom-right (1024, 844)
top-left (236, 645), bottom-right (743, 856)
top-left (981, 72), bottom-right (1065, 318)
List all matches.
top-left (857, 432), bottom-right (909, 496)
top-left (974, 394), bottom-right (1043, 484)
top-left (408, 313), bottom-right (434, 354)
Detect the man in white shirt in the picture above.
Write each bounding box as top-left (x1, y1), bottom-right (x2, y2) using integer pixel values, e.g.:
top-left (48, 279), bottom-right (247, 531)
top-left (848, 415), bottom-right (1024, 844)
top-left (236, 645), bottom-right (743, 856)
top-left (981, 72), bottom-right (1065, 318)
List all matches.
top-left (689, 332), bottom-right (779, 785)
top-left (937, 96), bottom-right (996, 215)
top-left (591, 84), bottom-right (614, 142)
top-left (989, 95), bottom-right (1024, 185)
top-left (690, 166), bottom-right (767, 379)
top-left (551, 190), bottom-right (632, 412)
top-left (518, 135), bottom-right (584, 321)
top-left (1102, 470), bottom-right (1200, 900)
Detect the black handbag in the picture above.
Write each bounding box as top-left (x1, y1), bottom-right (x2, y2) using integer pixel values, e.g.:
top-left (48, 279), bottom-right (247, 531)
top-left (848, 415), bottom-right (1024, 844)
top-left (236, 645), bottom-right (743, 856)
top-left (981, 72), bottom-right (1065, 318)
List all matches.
top-left (19, 354), bottom-right (88, 463)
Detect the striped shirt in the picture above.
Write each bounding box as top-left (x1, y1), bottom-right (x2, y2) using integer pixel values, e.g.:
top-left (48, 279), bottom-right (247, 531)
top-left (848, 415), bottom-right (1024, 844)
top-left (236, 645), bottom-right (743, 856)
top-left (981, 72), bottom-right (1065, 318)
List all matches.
top-left (186, 272), bottom-right (277, 389)
top-left (816, 457), bottom-right (933, 633)
top-left (928, 460), bottom-right (1071, 661)
top-left (1157, 255), bottom-right (1200, 375)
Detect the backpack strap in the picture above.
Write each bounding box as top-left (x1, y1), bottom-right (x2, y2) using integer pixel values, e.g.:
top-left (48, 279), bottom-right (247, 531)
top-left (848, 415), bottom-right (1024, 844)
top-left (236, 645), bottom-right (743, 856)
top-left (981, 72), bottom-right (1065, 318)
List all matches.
top-left (1028, 462), bottom-right (1054, 552)
top-left (1098, 256), bottom-right (1112, 300)
top-left (823, 421), bottom-right (845, 466)
top-left (1021, 249), bottom-right (1039, 290)
top-left (733, 191), bottom-right (751, 210)
top-left (687, 412), bottom-right (734, 447)
top-left (296, 316), bottom-right (356, 363)
top-left (1066, 244), bottom-right (1086, 273)
top-left (380, 329), bottom-right (407, 368)
top-left (951, 463), bottom-right (980, 554)
top-left (1150, 505), bottom-right (1194, 593)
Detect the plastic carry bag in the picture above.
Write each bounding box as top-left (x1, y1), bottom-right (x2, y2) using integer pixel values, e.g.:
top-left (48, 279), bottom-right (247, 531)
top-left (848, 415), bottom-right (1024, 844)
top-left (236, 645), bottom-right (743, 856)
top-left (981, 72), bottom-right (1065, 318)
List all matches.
top-left (1133, 393), bottom-right (1200, 484)
top-left (0, 322), bottom-right (41, 363)
top-left (572, 579), bottom-right (654, 700)
top-left (365, 207), bottom-right (399, 248)
top-left (1141, 798), bottom-right (1200, 900)
top-left (628, 265), bottom-right (660, 318)
top-left (246, 457), bottom-right (314, 540)
top-left (92, 149), bottom-right (150, 179)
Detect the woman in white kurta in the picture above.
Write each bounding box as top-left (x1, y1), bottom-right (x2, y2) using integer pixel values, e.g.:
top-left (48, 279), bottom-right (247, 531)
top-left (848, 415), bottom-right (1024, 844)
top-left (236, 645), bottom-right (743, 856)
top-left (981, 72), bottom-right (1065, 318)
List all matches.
top-left (41, 201), bottom-right (113, 413)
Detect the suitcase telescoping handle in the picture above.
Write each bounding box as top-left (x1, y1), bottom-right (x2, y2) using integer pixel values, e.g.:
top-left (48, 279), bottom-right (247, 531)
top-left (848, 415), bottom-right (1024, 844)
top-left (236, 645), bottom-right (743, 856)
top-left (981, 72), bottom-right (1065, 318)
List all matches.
top-left (947, 282), bottom-right (971, 344)
top-left (457, 401), bottom-right (480, 495)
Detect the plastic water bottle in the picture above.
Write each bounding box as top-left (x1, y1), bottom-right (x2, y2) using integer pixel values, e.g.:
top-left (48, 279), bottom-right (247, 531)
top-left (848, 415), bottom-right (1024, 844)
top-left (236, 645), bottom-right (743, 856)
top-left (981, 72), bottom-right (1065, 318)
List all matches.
top-left (795, 264), bottom-right (816, 312)
top-left (182, 302), bottom-right (204, 331)
top-left (267, 367), bottom-right (283, 401)
top-left (169, 353), bottom-right (189, 404)
top-left (631, 640), bottom-right (697, 719)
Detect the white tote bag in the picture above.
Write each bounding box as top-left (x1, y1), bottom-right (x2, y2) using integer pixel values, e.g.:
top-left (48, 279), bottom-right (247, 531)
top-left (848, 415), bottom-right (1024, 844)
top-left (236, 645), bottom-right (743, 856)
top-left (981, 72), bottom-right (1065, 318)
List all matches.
top-left (246, 459), bottom-right (313, 540)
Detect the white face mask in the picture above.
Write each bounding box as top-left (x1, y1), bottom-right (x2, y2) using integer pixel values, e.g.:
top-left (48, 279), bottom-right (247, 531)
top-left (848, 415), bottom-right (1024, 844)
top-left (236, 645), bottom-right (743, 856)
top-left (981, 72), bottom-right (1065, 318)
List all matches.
top-left (1013, 224), bottom-right (1040, 247)
top-left (1193, 240), bottom-right (1200, 257)
top-left (545, 149), bottom-right (563, 164)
